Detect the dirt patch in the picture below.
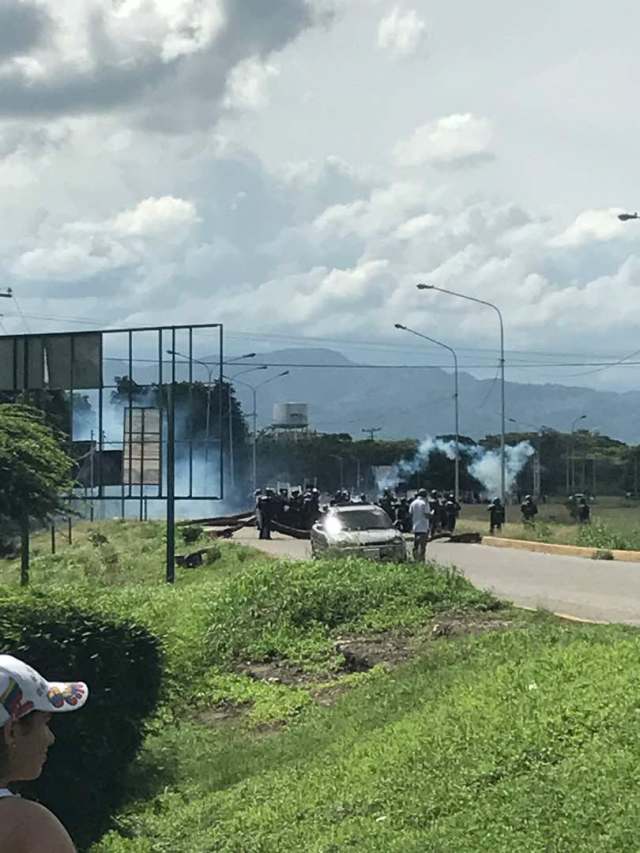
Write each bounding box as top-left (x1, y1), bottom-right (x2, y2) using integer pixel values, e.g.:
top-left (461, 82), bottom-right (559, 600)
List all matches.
top-left (237, 661), bottom-right (336, 687)
top-left (199, 612), bottom-right (525, 725)
top-left (334, 634), bottom-right (412, 672)
top-left (237, 612), bottom-right (523, 688)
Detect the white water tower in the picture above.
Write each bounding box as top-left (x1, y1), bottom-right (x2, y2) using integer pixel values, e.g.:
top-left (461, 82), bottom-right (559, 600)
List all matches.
top-left (272, 402), bottom-right (309, 434)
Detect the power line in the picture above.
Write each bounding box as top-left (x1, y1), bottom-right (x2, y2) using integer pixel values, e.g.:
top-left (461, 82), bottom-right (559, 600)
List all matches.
top-left (224, 327), bottom-right (631, 362)
top-left (11, 297), bottom-right (31, 334)
top-left (5, 313), bottom-right (640, 371)
top-left (1, 308), bottom-right (640, 364)
top-left (476, 365), bottom-right (501, 410)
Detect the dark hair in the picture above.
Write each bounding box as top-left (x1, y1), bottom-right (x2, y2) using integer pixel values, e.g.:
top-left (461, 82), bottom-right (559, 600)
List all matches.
top-left (0, 714), bottom-right (37, 778)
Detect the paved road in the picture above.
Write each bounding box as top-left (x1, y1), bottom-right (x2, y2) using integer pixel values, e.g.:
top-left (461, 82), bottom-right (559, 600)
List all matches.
top-left (233, 530), bottom-right (640, 626)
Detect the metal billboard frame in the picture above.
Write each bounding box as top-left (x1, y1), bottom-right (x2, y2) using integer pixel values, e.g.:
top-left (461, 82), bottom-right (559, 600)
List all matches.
top-left (0, 322), bottom-right (225, 583)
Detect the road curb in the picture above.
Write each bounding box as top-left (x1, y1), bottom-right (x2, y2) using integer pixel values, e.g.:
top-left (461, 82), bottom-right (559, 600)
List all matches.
top-left (482, 536), bottom-right (640, 563)
top-left (514, 605), bottom-right (609, 625)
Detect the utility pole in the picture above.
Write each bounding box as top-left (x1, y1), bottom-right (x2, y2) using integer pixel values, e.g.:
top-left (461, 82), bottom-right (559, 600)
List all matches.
top-left (362, 427), bottom-right (381, 441)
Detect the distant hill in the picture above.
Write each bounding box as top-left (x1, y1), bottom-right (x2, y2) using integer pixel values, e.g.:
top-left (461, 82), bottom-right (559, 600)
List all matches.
top-left (106, 346), bottom-right (640, 443)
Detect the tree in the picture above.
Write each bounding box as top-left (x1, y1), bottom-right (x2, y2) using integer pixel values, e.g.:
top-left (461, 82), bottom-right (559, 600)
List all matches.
top-left (110, 376), bottom-right (251, 498)
top-left (0, 405), bottom-right (73, 525)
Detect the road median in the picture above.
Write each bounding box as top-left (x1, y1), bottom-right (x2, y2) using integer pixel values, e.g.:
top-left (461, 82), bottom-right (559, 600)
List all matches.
top-left (482, 535), bottom-right (640, 562)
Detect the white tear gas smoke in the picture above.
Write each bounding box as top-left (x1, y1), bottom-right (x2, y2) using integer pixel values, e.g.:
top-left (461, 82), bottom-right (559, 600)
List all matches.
top-left (376, 437), bottom-right (535, 498)
top-left (72, 391), bottom-right (235, 520)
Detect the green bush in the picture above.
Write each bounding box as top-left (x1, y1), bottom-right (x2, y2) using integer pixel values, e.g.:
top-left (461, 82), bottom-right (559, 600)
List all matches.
top-left (180, 525), bottom-right (203, 546)
top-left (205, 557), bottom-right (499, 671)
top-left (576, 521), bottom-right (639, 551)
top-left (0, 589), bottom-right (163, 851)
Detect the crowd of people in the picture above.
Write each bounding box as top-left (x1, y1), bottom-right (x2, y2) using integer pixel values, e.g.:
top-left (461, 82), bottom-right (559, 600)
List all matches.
top-left (378, 488), bottom-right (461, 536)
top-left (254, 486), bottom-right (322, 539)
top-left (253, 482), bottom-right (592, 547)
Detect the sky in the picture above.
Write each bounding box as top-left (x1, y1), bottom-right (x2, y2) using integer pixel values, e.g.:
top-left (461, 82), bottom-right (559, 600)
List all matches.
top-left (2, 0), bottom-right (640, 393)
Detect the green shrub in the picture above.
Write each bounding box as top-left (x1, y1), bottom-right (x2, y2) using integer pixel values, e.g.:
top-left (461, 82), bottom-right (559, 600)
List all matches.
top-left (204, 558), bottom-right (499, 671)
top-left (87, 529), bottom-right (109, 547)
top-left (0, 589), bottom-right (163, 851)
top-left (529, 521), bottom-right (553, 542)
top-left (180, 525), bottom-right (203, 545)
top-left (576, 522), bottom-right (636, 551)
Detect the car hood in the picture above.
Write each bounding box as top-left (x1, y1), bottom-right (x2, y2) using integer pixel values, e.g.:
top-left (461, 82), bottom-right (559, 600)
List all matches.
top-left (325, 529), bottom-right (400, 547)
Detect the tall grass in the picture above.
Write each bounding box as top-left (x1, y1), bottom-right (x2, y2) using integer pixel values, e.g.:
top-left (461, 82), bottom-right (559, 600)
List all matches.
top-left (93, 620), bottom-right (640, 852)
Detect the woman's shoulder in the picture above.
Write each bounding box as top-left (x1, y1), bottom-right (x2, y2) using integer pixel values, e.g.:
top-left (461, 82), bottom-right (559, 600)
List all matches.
top-left (0, 798), bottom-right (75, 852)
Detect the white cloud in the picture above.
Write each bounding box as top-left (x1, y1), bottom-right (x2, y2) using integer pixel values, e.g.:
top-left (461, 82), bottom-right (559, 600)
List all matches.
top-left (12, 240), bottom-right (132, 282)
top-left (550, 208), bottom-right (626, 248)
top-left (223, 57), bottom-right (280, 111)
top-left (112, 196), bottom-right (200, 237)
top-left (377, 7), bottom-right (427, 57)
top-left (9, 195), bottom-right (199, 282)
top-left (394, 114), bottom-right (494, 168)
top-left (0, 0), bottom-right (318, 128)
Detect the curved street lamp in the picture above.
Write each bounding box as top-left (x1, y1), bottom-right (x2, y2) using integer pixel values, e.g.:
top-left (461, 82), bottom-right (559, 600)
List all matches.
top-left (417, 283), bottom-right (506, 505)
top-left (568, 414), bottom-right (588, 493)
top-left (167, 349), bottom-right (256, 470)
top-left (232, 370), bottom-right (290, 495)
top-left (395, 323), bottom-right (460, 500)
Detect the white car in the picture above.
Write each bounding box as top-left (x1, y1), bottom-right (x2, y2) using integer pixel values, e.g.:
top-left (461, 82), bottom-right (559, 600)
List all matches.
top-left (310, 504), bottom-right (407, 562)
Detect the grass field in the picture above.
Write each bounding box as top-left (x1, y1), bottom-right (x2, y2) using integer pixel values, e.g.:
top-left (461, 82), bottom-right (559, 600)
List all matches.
top-left (93, 618), bottom-right (640, 852)
top-left (6, 520), bottom-right (640, 850)
top-left (455, 496), bottom-right (640, 550)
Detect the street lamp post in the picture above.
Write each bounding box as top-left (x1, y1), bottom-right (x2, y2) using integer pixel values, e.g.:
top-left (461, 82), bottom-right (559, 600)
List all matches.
top-left (233, 371), bottom-right (290, 495)
top-left (395, 323), bottom-right (460, 500)
top-left (330, 454), bottom-right (345, 489)
top-left (569, 414), bottom-right (587, 493)
top-left (167, 350), bottom-right (256, 483)
top-left (224, 366), bottom-right (268, 488)
top-left (417, 283), bottom-right (506, 506)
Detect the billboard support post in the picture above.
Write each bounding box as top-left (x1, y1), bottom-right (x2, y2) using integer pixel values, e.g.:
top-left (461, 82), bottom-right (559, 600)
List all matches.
top-left (0, 323), bottom-right (224, 586)
top-left (166, 340), bottom-right (176, 584)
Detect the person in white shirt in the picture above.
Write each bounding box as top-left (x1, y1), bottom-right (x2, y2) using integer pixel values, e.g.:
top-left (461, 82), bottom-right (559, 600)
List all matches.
top-left (0, 655), bottom-right (89, 853)
top-left (409, 488), bottom-right (432, 562)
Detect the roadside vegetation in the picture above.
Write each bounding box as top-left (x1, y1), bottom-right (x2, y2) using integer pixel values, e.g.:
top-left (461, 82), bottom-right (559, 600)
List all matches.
top-left (93, 617), bottom-right (640, 852)
top-left (456, 497), bottom-right (640, 551)
top-left (5, 516), bottom-right (640, 849)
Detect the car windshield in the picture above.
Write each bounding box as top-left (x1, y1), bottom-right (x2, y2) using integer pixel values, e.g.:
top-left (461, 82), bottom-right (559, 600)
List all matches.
top-left (330, 509), bottom-right (393, 531)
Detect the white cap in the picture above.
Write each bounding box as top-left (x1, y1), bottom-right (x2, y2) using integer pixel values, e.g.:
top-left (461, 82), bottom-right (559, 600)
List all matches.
top-left (0, 655), bottom-right (88, 726)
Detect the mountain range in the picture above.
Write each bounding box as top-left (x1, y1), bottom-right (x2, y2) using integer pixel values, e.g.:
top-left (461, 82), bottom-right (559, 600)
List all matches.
top-left (239, 348), bottom-right (639, 444)
top-left (107, 347), bottom-right (639, 444)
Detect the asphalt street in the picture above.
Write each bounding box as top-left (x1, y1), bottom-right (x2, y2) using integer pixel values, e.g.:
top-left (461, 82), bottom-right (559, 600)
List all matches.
top-left (233, 530), bottom-right (640, 625)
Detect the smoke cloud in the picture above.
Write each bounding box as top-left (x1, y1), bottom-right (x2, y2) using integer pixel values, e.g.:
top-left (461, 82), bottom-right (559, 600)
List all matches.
top-left (376, 436), bottom-right (535, 498)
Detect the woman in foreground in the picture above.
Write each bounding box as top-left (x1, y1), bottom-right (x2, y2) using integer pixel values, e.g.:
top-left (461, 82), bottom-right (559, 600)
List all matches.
top-left (0, 655), bottom-right (88, 852)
